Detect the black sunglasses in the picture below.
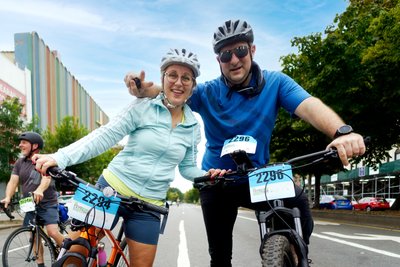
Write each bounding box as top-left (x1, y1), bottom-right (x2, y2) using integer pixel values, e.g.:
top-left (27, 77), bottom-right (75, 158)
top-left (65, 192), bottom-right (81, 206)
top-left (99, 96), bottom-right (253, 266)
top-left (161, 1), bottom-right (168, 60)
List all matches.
top-left (219, 45), bottom-right (249, 63)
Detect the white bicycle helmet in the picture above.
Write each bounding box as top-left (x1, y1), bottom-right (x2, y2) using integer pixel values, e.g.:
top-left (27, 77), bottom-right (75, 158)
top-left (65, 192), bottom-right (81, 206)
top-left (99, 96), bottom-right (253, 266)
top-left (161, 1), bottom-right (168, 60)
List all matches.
top-left (212, 19), bottom-right (254, 54)
top-left (160, 48), bottom-right (201, 77)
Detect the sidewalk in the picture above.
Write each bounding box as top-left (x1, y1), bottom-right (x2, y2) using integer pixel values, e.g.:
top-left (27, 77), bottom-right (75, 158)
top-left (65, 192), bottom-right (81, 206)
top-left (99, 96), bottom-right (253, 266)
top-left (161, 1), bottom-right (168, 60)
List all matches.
top-left (312, 209), bottom-right (400, 230)
top-left (0, 212), bottom-right (23, 230)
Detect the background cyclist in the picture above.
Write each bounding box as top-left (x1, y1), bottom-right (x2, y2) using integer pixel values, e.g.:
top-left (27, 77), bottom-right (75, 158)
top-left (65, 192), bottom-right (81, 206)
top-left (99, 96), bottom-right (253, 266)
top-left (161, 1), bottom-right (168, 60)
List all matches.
top-left (1, 132), bottom-right (65, 267)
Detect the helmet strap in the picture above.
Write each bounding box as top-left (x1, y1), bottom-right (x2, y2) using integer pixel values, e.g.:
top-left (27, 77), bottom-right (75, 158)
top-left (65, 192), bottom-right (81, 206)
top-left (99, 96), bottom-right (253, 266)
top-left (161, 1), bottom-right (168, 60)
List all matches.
top-left (160, 91), bottom-right (178, 109)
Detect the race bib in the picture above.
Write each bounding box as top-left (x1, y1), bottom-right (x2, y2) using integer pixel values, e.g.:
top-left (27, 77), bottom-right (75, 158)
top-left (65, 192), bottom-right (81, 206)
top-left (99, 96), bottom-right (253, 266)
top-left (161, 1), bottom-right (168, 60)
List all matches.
top-left (221, 135), bottom-right (257, 157)
top-left (19, 196), bottom-right (35, 212)
top-left (68, 184), bottom-right (121, 229)
top-left (248, 164), bottom-right (296, 203)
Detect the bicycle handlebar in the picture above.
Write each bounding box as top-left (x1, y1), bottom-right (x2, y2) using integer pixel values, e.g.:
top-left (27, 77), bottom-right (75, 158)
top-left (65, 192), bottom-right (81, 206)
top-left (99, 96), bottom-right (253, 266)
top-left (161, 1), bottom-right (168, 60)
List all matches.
top-left (0, 202), bottom-right (15, 220)
top-left (47, 167), bottom-right (169, 215)
top-left (193, 148), bottom-right (339, 184)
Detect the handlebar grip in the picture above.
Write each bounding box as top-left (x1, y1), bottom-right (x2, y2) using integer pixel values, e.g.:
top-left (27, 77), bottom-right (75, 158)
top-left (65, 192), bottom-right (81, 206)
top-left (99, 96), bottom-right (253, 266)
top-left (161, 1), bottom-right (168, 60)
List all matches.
top-left (0, 204), bottom-right (15, 220)
top-left (193, 175), bottom-right (212, 184)
top-left (142, 202), bottom-right (169, 215)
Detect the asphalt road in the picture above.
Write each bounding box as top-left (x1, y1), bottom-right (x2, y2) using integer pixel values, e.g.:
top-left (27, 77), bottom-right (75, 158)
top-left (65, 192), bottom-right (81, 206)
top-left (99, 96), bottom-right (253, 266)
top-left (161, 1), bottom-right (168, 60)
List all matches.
top-left (1, 204), bottom-right (399, 266)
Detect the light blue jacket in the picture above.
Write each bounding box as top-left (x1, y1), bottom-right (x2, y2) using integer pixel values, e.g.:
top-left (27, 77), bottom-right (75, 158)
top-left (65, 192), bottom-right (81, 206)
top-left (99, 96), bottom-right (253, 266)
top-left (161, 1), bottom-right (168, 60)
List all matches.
top-left (52, 95), bottom-right (206, 200)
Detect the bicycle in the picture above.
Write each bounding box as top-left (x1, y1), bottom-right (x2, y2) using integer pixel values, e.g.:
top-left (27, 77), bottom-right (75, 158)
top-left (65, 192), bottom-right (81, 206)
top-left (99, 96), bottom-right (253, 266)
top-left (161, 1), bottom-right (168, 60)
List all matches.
top-left (2, 195), bottom-right (71, 266)
top-left (193, 135), bottom-right (351, 267)
top-left (46, 167), bottom-right (169, 267)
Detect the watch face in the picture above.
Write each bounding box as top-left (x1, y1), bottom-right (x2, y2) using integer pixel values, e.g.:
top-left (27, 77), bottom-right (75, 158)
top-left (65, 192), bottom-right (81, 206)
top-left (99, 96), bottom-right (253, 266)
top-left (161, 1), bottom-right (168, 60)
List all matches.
top-left (339, 125), bottom-right (353, 134)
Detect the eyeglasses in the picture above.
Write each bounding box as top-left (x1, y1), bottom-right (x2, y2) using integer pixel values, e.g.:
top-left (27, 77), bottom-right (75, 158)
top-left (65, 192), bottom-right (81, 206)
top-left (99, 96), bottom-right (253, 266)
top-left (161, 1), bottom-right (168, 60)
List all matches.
top-left (164, 72), bottom-right (194, 86)
top-left (219, 45), bottom-right (249, 63)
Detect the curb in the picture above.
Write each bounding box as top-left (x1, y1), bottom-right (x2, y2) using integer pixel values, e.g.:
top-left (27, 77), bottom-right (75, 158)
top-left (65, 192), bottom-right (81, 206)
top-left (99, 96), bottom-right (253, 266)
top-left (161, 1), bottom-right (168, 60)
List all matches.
top-left (0, 222), bottom-right (22, 230)
top-left (311, 210), bottom-right (400, 230)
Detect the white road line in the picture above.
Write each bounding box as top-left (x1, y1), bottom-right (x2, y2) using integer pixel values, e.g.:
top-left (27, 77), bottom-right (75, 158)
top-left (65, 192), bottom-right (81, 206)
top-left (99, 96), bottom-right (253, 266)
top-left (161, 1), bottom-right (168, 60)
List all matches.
top-left (177, 220), bottom-right (190, 267)
top-left (312, 233), bottom-right (400, 258)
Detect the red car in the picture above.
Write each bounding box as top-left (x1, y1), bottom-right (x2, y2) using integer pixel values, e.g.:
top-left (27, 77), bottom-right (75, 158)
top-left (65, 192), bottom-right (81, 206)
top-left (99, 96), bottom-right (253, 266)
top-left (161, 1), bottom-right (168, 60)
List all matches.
top-left (352, 197), bottom-right (391, 211)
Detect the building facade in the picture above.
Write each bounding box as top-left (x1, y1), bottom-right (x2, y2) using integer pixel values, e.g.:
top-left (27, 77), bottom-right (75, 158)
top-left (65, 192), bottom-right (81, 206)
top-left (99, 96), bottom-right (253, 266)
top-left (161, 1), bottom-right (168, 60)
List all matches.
top-left (1, 31), bottom-right (108, 131)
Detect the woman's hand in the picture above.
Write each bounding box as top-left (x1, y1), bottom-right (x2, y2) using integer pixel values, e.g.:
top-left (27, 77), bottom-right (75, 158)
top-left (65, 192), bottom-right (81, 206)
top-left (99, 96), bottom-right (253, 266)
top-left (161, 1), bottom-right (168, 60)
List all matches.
top-left (31, 154), bottom-right (58, 175)
top-left (124, 70), bottom-right (155, 97)
top-left (206, 168), bottom-right (231, 179)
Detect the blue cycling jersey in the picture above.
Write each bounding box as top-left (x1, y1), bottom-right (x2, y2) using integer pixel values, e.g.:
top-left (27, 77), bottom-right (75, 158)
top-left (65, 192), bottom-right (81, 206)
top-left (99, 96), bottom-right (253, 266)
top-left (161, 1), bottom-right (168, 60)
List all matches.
top-left (189, 65), bottom-right (311, 171)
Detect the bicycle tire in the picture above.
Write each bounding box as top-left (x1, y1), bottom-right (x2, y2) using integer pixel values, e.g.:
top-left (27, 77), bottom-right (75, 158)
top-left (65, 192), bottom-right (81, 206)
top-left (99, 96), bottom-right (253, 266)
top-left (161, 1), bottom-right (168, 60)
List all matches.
top-left (261, 235), bottom-right (296, 267)
top-left (2, 226), bottom-right (57, 267)
top-left (113, 238), bottom-right (129, 267)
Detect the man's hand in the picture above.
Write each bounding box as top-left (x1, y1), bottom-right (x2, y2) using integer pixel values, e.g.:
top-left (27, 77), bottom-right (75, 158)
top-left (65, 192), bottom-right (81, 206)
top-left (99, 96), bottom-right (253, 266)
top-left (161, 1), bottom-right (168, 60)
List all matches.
top-left (327, 133), bottom-right (366, 166)
top-left (124, 70), bottom-right (155, 97)
top-left (0, 197), bottom-right (11, 208)
top-left (33, 188), bottom-right (44, 204)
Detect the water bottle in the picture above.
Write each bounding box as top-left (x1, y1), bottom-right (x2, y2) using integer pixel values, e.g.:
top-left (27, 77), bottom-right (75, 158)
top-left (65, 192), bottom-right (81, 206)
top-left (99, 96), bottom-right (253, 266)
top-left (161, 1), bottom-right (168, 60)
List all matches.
top-left (97, 242), bottom-right (107, 267)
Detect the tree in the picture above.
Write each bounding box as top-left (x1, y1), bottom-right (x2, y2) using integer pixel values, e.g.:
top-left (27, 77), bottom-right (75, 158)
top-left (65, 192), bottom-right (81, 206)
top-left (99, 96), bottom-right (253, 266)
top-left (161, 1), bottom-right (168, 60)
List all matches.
top-left (184, 188), bottom-right (200, 204)
top-left (167, 187), bottom-right (183, 203)
top-left (42, 116), bottom-right (121, 188)
top-left (0, 97), bottom-right (25, 182)
top-left (274, 0), bottom-right (400, 207)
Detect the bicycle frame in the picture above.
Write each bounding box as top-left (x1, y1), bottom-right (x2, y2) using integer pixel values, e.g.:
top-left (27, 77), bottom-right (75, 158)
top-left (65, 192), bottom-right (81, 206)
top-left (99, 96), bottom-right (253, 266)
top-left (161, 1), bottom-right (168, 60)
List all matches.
top-left (194, 148), bottom-right (344, 267)
top-left (54, 218), bottom-right (129, 266)
top-left (48, 167), bottom-right (169, 267)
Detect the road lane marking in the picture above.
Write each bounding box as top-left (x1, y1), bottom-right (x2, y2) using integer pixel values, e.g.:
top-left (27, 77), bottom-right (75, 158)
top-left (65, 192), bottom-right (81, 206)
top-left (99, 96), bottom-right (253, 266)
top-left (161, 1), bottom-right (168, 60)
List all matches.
top-left (322, 232), bottom-right (400, 243)
top-left (178, 220), bottom-right (190, 267)
top-left (314, 220), bottom-right (340, 226)
top-left (312, 233), bottom-right (400, 258)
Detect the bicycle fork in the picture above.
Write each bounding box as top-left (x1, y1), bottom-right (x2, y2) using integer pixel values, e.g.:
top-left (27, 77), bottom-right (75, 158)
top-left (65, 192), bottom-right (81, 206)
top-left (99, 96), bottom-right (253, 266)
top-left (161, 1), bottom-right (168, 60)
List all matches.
top-left (26, 226), bottom-right (42, 263)
top-left (255, 200), bottom-right (304, 251)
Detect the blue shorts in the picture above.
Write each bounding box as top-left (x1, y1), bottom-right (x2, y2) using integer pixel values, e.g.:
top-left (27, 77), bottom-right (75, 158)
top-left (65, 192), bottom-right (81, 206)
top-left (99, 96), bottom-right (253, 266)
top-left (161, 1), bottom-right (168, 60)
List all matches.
top-left (23, 204), bottom-right (59, 226)
top-left (96, 175), bottom-right (161, 245)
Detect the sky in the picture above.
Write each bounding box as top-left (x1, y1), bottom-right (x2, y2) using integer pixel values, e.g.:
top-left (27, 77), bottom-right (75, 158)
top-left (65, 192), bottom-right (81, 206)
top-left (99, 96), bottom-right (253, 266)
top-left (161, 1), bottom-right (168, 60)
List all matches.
top-left (1, 0), bottom-right (349, 192)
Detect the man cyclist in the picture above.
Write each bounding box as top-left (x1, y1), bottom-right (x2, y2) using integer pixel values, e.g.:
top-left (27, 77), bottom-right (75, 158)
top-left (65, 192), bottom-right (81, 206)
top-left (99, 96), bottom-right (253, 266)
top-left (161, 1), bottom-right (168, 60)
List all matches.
top-left (124, 19), bottom-right (365, 266)
top-left (1, 132), bottom-right (65, 267)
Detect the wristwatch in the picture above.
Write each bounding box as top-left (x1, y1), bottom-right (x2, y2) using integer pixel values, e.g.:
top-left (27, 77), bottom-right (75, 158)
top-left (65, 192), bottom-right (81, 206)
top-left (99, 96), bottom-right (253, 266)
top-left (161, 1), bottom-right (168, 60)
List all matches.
top-left (334, 125), bottom-right (353, 139)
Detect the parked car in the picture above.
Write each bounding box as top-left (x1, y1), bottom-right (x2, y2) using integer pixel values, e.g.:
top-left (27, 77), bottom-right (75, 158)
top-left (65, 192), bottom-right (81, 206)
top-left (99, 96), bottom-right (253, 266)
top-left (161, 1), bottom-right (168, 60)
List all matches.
top-left (319, 195), bottom-right (353, 210)
top-left (352, 197), bottom-right (391, 211)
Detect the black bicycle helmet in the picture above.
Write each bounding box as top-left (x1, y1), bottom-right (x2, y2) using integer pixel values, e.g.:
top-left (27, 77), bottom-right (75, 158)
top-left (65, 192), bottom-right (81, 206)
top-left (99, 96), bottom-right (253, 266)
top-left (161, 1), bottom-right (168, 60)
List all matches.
top-left (212, 19), bottom-right (254, 54)
top-left (18, 131), bottom-right (44, 150)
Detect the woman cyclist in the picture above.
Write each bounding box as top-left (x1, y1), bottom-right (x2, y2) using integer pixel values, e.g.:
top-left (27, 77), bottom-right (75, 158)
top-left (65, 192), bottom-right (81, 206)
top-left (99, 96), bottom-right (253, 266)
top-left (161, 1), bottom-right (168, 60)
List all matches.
top-left (33, 48), bottom-right (226, 267)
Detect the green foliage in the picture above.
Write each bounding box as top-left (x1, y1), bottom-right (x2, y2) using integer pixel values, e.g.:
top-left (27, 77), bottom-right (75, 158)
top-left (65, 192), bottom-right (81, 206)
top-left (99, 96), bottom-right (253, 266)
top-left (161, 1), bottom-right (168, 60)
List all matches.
top-left (24, 114), bottom-right (42, 134)
top-left (277, 0), bottom-right (400, 169)
top-left (42, 116), bottom-right (89, 153)
top-left (0, 97), bottom-right (25, 182)
top-left (42, 116), bottom-right (121, 186)
top-left (167, 187), bottom-right (183, 202)
top-left (184, 187), bottom-right (200, 204)
top-left (275, 0), bottom-right (400, 207)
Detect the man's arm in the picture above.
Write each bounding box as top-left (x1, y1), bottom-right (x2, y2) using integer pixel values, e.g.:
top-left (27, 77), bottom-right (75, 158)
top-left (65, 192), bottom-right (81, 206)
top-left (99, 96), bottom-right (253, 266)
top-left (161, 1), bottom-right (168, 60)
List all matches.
top-left (1, 174), bottom-right (19, 208)
top-left (33, 175), bottom-right (51, 204)
top-left (295, 96), bottom-right (366, 166)
top-left (124, 70), bottom-right (161, 98)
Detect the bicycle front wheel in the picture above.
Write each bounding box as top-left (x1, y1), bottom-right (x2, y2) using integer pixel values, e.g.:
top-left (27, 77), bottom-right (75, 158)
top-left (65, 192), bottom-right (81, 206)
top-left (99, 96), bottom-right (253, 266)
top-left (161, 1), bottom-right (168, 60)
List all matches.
top-left (261, 235), bottom-right (296, 267)
top-left (113, 238), bottom-right (129, 267)
top-left (2, 226), bottom-right (57, 267)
